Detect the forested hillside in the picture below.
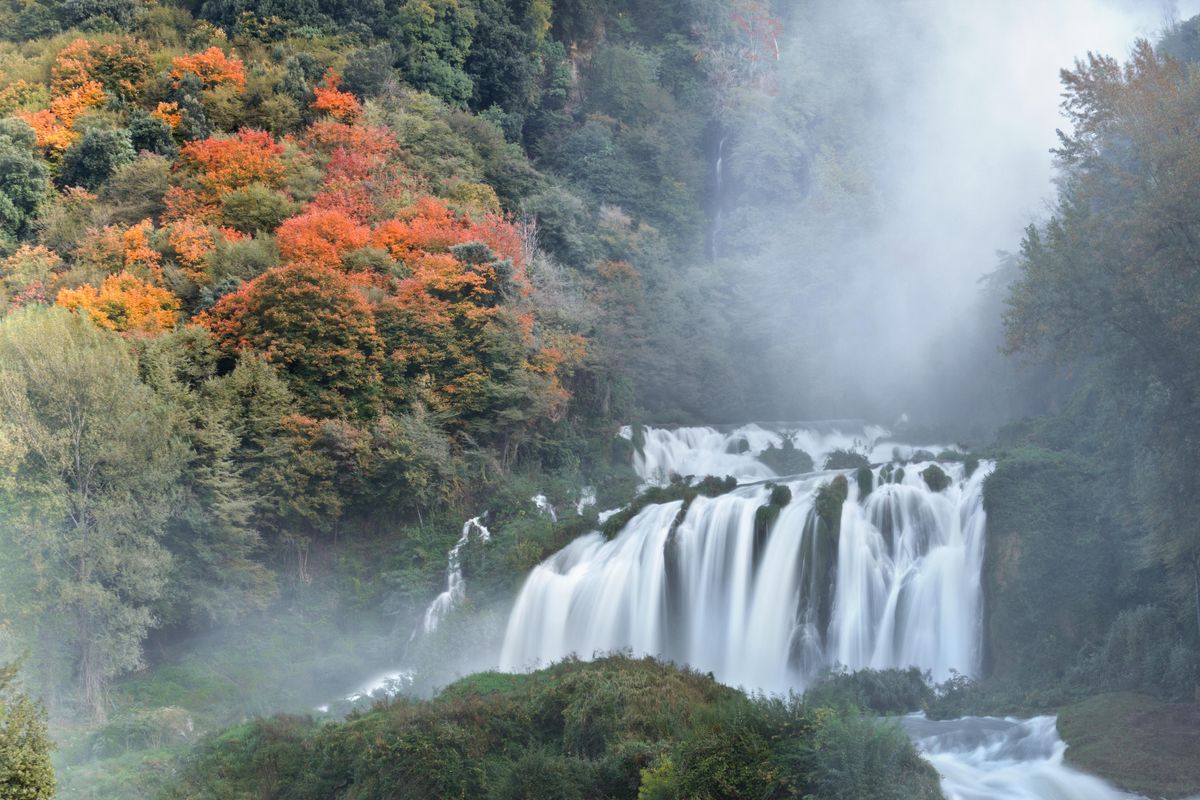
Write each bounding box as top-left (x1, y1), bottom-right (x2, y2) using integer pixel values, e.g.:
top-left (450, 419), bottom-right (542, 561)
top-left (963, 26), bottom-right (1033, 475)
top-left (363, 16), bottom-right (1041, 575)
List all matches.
top-left (3, 0), bottom-right (1200, 798)
top-left (0, 0), bottom-right (799, 796)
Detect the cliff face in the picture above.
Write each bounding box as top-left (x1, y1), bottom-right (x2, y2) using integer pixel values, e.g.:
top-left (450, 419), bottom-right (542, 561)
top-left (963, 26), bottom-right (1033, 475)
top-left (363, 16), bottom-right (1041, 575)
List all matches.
top-left (981, 448), bottom-right (1121, 683)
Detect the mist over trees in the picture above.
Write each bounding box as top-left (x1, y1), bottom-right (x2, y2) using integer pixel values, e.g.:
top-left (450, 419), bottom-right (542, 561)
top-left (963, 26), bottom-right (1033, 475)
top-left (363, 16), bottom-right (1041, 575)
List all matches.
top-left (0, 0), bottom-right (1198, 797)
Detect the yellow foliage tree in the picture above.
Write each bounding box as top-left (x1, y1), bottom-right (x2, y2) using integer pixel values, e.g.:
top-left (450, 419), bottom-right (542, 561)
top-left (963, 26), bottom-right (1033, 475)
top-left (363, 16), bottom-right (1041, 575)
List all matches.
top-left (56, 273), bottom-right (180, 334)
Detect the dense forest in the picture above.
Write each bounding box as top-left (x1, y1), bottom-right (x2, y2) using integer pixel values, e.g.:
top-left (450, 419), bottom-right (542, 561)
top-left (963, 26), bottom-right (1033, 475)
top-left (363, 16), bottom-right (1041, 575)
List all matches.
top-left (0, 0), bottom-right (1198, 798)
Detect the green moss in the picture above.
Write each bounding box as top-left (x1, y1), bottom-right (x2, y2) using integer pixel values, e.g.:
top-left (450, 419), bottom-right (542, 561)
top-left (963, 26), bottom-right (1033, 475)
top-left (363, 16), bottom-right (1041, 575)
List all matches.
top-left (1058, 692), bottom-right (1200, 798)
top-left (815, 475), bottom-right (849, 532)
top-left (855, 466), bottom-right (873, 499)
top-left (919, 464), bottom-right (950, 492)
top-left (601, 476), bottom-right (738, 538)
top-left (630, 422), bottom-right (647, 456)
top-left (981, 447), bottom-right (1120, 684)
top-left (757, 437), bottom-right (815, 475)
top-left (823, 449), bottom-right (870, 470)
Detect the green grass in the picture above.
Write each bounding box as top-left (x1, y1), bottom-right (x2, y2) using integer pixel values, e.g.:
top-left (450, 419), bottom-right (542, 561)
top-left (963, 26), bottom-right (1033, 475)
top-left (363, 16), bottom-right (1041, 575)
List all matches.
top-left (1058, 692), bottom-right (1200, 798)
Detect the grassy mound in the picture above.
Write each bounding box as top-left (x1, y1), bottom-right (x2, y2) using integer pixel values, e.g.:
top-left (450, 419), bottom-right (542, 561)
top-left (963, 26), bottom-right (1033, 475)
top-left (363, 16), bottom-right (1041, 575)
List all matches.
top-left (1058, 692), bottom-right (1200, 798)
top-left (161, 656), bottom-right (942, 800)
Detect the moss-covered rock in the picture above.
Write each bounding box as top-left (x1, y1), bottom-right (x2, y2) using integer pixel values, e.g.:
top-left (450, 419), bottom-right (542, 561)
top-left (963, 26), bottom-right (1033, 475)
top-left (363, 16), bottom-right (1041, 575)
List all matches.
top-left (753, 483), bottom-right (793, 567)
top-left (815, 475), bottom-right (849, 531)
top-left (982, 447), bottom-right (1120, 683)
top-left (855, 466), bottom-right (873, 499)
top-left (823, 449), bottom-right (869, 470)
top-left (600, 475), bottom-right (738, 538)
top-left (757, 437), bottom-right (815, 475)
top-left (1058, 692), bottom-right (1200, 798)
top-left (920, 464), bottom-right (950, 492)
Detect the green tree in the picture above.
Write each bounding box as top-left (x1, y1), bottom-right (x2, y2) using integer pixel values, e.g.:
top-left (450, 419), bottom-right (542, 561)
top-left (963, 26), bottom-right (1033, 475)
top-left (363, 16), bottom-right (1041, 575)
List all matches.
top-left (389, 0), bottom-right (477, 106)
top-left (138, 327), bottom-right (278, 627)
top-left (1005, 41), bottom-right (1200, 640)
top-left (59, 127), bottom-right (136, 191)
top-left (0, 307), bottom-right (185, 719)
top-left (200, 262), bottom-right (384, 420)
top-left (0, 119), bottom-right (50, 250)
top-left (0, 661), bottom-right (54, 800)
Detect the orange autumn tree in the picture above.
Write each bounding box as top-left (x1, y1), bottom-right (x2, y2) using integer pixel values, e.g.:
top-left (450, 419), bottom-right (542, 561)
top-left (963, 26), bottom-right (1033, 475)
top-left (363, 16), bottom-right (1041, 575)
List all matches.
top-left (368, 197), bottom-right (577, 440)
top-left (20, 79), bottom-right (104, 156)
top-left (198, 262), bottom-right (383, 420)
top-left (170, 47), bottom-right (246, 91)
top-left (51, 37), bottom-right (151, 102)
top-left (276, 208), bottom-right (370, 269)
top-left (310, 69), bottom-right (362, 123)
top-left (72, 220), bottom-right (164, 282)
top-left (168, 129), bottom-right (287, 221)
top-left (56, 273), bottom-right (180, 333)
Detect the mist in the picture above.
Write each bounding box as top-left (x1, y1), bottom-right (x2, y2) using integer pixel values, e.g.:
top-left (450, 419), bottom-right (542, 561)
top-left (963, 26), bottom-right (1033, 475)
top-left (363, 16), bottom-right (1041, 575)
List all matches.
top-left (713, 0), bottom-right (1196, 433)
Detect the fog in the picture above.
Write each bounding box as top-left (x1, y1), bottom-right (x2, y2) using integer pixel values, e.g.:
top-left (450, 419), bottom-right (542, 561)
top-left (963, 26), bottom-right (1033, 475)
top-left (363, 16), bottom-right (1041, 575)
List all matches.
top-left (716, 0), bottom-right (1198, 433)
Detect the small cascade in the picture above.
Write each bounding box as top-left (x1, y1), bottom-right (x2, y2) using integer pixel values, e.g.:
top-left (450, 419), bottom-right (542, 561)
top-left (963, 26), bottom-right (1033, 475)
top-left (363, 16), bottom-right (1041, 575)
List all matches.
top-left (623, 421), bottom-right (901, 486)
top-left (903, 715), bottom-right (1142, 800)
top-left (500, 443), bottom-right (991, 692)
top-left (419, 515), bottom-right (490, 635)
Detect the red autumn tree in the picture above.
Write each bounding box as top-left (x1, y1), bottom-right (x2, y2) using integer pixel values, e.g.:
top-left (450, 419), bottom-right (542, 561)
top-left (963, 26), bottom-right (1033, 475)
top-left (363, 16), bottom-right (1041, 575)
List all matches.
top-left (198, 262), bottom-right (383, 420)
top-left (176, 129), bottom-right (286, 200)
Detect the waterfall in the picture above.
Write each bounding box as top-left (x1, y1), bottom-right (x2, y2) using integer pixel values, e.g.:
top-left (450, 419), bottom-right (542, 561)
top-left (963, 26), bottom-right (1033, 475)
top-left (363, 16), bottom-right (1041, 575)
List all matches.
top-left (500, 424), bottom-right (990, 692)
top-left (419, 515), bottom-right (490, 635)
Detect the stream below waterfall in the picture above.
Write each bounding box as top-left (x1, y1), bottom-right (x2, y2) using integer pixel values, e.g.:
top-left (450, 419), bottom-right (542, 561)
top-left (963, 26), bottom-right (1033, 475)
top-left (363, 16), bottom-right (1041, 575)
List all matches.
top-left (903, 715), bottom-right (1140, 800)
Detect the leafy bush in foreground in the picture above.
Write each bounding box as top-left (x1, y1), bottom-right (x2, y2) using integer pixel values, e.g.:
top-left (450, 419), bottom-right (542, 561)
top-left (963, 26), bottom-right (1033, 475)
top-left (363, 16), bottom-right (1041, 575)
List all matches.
top-left (162, 657), bottom-right (942, 800)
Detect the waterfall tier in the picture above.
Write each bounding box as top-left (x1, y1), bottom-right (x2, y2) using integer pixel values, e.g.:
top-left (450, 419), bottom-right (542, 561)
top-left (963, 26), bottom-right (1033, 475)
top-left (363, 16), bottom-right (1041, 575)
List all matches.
top-left (501, 425), bottom-right (989, 693)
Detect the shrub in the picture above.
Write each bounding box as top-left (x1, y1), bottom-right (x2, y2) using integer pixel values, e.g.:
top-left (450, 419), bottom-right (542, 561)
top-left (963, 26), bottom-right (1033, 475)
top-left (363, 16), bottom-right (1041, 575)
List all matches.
top-left (824, 449), bottom-right (869, 470)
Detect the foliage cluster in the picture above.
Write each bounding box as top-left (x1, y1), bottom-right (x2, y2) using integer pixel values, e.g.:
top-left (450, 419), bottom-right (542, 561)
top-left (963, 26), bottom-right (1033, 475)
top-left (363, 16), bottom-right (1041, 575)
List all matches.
top-left (162, 656), bottom-right (942, 800)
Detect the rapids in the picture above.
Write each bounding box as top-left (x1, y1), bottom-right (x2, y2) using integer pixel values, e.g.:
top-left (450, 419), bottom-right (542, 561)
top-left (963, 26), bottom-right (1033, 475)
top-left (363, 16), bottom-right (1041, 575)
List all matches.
top-left (902, 715), bottom-right (1140, 800)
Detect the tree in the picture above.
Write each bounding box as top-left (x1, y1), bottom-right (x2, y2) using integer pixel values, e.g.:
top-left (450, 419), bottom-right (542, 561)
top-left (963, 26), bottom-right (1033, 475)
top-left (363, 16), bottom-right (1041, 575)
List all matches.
top-left (0, 307), bottom-right (185, 719)
top-left (0, 122), bottom-right (50, 248)
top-left (170, 47), bottom-right (247, 92)
top-left (198, 262), bottom-right (384, 420)
top-left (56, 272), bottom-right (181, 334)
top-left (0, 661), bottom-right (54, 800)
top-left (1005, 41), bottom-right (1200, 639)
top-left (388, 0), bottom-right (477, 106)
top-left (138, 328), bottom-right (278, 627)
top-left (275, 207), bottom-right (370, 268)
top-left (59, 127), bottom-right (135, 191)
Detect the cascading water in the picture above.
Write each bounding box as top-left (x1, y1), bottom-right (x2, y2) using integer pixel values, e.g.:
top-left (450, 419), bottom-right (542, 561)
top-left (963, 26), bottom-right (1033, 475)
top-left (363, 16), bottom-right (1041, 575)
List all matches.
top-left (420, 515), bottom-right (490, 635)
top-left (500, 448), bottom-right (990, 690)
top-left (499, 423), bottom-right (1144, 799)
top-left (902, 715), bottom-right (1139, 800)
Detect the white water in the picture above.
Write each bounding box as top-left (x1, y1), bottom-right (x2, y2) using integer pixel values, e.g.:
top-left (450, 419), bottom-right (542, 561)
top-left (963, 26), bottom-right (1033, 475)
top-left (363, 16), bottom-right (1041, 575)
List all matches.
top-left (903, 715), bottom-right (1141, 800)
top-left (623, 421), bottom-right (954, 486)
top-left (501, 425), bottom-right (990, 691)
top-left (419, 515), bottom-right (490, 635)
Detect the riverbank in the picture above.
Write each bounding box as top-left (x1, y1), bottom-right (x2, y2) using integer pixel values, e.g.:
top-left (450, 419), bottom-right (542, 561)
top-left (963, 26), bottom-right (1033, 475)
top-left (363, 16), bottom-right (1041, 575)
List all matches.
top-left (1058, 692), bottom-right (1200, 798)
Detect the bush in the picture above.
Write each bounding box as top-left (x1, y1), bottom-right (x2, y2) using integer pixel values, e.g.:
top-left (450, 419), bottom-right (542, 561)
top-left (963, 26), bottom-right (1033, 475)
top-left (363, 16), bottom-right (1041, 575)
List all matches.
top-left (161, 658), bottom-right (942, 800)
top-left (824, 449), bottom-right (869, 470)
top-left (59, 128), bottom-right (135, 191)
top-left (757, 436), bottom-right (815, 475)
top-left (804, 668), bottom-right (932, 715)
